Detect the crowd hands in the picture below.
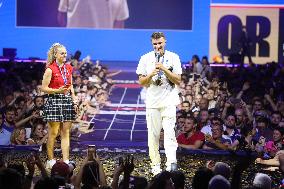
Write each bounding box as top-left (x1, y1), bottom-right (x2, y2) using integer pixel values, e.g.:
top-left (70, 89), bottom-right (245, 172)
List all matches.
top-left (0, 148), bottom-right (279, 189)
top-left (176, 55), bottom-right (284, 162)
top-left (0, 52), bottom-right (118, 147)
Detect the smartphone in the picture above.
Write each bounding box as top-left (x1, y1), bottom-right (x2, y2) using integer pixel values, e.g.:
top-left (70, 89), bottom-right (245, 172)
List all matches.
top-left (205, 134), bottom-right (210, 141)
top-left (229, 98), bottom-right (241, 104)
top-left (193, 74), bottom-right (197, 81)
top-left (118, 157), bottom-right (123, 166)
top-left (87, 145), bottom-right (96, 160)
top-left (193, 74), bottom-right (201, 81)
top-left (206, 160), bottom-right (215, 169)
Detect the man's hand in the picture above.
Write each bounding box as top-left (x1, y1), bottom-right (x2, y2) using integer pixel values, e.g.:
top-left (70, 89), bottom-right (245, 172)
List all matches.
top-left (206, 134), bottom-right (214, 143)
top-left (240, 100), bottom-right (247, 108)
top-left (113, 157), bottom-right (124, 177)
top-left (155, 62), bottom-right (166, 71)
top-left (224, 101), bottom-right (232, 108)
top-left (149, 68), bottom-right (160, 77)
top-left (26, 153), bottom-right (37, 177)
top-left (242, 82), bottom-right (250, 91)
top-left (123, 155), bottom-right (134, 175)
top-left (32, 110), bottom-right (40, 118)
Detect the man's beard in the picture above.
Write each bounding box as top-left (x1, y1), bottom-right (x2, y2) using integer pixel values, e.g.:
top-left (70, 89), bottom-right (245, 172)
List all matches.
top-left (184, 128), bottom-right (193, 136)
top-left (226, 125), bottom-right (235, 129)
top-left (270, 122), bottom-right (278, 129)
top-left (236, 119), bottom-right (242, 125)
top-left (36, 105), bottom-right (44, 109)
top-left (5, 119), bottom-right (14, 125)
top-left (186, 128), bottom-right (193, 133)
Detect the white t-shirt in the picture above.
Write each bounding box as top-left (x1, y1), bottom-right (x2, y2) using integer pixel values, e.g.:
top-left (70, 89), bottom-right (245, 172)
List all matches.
top-left (86, 94), bottom-right (98, 107)
top-left (136, 50), bottom-right (182, 108)
top-left (58, 0), bottom-right (129, 28)
top-left (192, 62), bottom-right (203, 74)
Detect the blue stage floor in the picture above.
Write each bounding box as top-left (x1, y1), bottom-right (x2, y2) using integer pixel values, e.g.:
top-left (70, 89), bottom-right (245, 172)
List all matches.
top-left (78, 70), bottom-right (148, 147)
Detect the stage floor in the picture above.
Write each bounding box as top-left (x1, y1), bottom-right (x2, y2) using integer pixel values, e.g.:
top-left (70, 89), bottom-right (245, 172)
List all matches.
top-left (78, 70), bottom-right (148, 148)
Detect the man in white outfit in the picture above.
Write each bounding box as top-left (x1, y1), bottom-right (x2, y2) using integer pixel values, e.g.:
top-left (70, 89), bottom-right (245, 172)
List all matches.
top-left (136, 32), bottom-right (182, 175)
top-left (58, 0), bottom-right (129, 29)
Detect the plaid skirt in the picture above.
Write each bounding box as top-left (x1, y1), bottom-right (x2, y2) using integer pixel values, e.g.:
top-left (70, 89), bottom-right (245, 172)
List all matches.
top-left (43, 94), bottom-right (76, 122)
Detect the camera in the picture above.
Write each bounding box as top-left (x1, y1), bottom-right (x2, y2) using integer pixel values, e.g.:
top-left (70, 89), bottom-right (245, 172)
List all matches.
top-left (188, 73), bottom-right (201, 82)
top-left (229, 98), bottom-right (241, 104)
top-left (194, 74), bottom-right (200, 81)
top-left (87, 145), bottom-right (97, 160)
top-left (118, 157), bottom-right (123, 166)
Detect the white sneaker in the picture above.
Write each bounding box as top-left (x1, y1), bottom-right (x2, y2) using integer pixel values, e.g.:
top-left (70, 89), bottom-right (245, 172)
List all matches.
top-left (54, 148), bottom-right (61, 152)
top-left (151, 164), bottom-right (162, 175)
top-left (72, 148), bottom-right (80, 152)
top-left (46, 159), bottom-right (56, 169)
top-left (166, 163), bottom-right (177, 172)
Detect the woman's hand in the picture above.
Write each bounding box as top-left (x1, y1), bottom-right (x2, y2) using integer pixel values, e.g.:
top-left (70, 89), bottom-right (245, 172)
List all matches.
top-left (74, 104), bottom-right (79, 114)
top-left (55, 85), bottom-right (71, 94)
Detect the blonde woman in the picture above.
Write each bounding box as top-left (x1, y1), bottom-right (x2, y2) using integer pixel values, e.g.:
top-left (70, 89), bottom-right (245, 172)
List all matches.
top-left (10, 128), bottom-right (34, 145)
top-left (31, 122), bottom-right (48, 146)
top-left (41, 43), bottom-right (77, 168)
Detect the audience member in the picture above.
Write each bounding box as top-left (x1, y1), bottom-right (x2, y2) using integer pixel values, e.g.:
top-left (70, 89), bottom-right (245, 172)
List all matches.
top-left (252, 173), bottom-right (271, 189)
top-left (177, 116), bottom-right (205, 149)
top-left (208, 175), bottom-right (231, 189)
top-left (192, 167), bottom-right (214, 189)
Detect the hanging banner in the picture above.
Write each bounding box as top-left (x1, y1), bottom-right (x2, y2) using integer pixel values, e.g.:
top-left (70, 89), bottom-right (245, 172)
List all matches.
top-left (209, 5), bottom-right (282, 64)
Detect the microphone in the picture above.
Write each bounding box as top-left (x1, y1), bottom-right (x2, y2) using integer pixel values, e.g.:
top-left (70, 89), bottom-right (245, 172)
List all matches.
top-left (155, 52), bottom-right (162, 86)
top-left (155, 52), bottom-right (161, 63)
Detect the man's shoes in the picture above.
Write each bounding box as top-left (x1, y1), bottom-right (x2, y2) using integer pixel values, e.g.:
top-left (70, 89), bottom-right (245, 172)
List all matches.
top-left (151, 164), bottom-right (162, 175)
top-left (54, 148), bottom-right (61, 152)
top-left (166, 163), bottom-right (178, 172)
top-left (46, 159), bottom-right (56, 169)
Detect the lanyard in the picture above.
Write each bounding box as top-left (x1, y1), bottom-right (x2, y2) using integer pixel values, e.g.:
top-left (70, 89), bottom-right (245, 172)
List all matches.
top-left (56, 62), bottom-right (68, 85)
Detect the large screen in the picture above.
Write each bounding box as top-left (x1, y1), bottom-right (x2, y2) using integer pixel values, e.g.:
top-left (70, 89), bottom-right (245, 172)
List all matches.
top-left (0, 0), bottom-right (282, 62)
top-left (17, 0), bottom-right (193, 30)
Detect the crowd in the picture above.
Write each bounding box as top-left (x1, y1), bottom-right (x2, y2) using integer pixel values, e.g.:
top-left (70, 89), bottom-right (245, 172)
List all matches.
top-left (176, 55), bottom-right (284, 155)
top-left (0, 52), bottom-right (284, 188)
top-left (0, 147), bottom-right (281, 189)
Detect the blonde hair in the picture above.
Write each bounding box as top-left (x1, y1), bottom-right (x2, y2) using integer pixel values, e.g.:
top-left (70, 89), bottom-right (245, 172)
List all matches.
top-left (46, 43), bottom-right (66, 66)
top-left (10, 128), bottom-right (26, 144)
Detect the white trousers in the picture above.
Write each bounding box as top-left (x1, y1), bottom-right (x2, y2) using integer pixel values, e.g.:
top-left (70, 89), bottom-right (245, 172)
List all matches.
top-left (146, 106), bottom-right (178, 167)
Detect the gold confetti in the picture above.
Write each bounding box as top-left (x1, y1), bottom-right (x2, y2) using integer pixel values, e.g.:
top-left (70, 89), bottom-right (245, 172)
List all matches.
top-left (1, 150), bottom-right (282, 188)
